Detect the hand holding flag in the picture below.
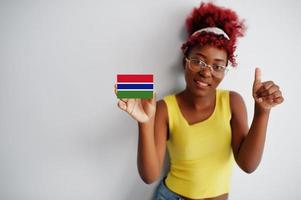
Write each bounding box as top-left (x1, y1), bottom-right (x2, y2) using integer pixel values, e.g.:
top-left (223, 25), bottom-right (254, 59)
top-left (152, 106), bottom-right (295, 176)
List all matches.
top-left (116, 74), bottom-right (154, 99)
top-left (115, 74), bottom-right (156, 123)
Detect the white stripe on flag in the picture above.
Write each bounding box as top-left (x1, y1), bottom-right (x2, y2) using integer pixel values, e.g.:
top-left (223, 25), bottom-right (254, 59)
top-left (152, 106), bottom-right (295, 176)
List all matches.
top-left (117, 82), bottom-right (154, 84)
top-left (117, 89), bottom-right (153, 91)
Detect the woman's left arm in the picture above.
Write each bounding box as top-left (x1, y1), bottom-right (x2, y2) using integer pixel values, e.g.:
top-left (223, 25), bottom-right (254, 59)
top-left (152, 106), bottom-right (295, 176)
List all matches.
top-left (230, 68), bottom-right (284, 173)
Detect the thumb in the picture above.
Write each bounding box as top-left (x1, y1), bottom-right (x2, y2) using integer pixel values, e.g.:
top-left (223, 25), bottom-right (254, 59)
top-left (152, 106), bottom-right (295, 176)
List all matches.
top-left (117, 100), bottom-right (127, 111)
top-left (254, 67), bottom-right (262, 84)
top-left (150, 92), bottom-right (156, 104)
top-left (253, 68), bottom-right (263, 103)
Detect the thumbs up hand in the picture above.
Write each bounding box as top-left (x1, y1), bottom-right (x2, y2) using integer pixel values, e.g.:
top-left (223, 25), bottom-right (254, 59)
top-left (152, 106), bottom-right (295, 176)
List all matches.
top-left (252, 68), bottom-right (284, 111)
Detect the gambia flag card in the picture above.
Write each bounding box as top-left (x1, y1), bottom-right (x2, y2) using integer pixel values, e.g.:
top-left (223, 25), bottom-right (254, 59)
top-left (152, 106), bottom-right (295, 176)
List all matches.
top-left (116, 74), bottom-right (154, 99)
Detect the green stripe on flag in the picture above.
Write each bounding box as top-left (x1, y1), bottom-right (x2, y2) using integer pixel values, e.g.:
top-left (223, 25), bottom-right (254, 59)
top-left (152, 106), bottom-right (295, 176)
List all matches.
top-left (117, 91), bottom-right (153, 99)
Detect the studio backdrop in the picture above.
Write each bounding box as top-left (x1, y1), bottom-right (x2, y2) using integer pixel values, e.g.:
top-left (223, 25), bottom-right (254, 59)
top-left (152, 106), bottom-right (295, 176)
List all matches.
top-left (0, 0), bottom-right (300, 199)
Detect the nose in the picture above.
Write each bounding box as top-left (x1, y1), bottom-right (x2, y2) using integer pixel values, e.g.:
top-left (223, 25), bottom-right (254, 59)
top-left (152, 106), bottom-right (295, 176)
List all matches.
top-left (199, 66), bottom-right (212, 77)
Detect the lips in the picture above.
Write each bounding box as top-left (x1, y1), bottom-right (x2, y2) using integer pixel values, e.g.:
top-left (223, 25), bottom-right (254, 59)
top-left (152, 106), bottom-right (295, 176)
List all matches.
top-left (194, 79), bottom-right (211, 88)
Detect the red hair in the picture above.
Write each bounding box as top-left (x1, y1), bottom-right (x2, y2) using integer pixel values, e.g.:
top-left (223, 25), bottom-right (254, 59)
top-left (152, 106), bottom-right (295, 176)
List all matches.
top-left (181, 2), bottom-right (246, 67)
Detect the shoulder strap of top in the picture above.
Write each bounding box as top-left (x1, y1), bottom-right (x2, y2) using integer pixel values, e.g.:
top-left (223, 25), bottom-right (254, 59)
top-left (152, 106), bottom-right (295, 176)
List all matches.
top-left (216, 89), bottom-right (232, 120)
top-left (163, 95), bottom-right (178, 132)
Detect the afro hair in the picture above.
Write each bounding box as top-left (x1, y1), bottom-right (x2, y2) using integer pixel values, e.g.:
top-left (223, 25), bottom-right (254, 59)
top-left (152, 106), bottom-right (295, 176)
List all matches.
top-left (181, 2), bottom-right (246, 67)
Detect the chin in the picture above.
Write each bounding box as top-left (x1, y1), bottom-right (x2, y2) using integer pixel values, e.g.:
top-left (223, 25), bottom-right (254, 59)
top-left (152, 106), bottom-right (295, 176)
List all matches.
top-left (189, 82), bottom-right (215, 97)
top-left (187, 86), bottom-right (211, 97)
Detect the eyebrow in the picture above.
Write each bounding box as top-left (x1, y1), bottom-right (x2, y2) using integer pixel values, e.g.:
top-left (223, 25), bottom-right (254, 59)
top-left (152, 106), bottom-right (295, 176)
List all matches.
top-left (195, 53), bottom-right (226, 62)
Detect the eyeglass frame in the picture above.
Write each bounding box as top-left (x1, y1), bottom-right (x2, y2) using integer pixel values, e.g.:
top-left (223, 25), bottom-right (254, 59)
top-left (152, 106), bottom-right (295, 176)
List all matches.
top-left (185, 57), bottom-right (230, 77)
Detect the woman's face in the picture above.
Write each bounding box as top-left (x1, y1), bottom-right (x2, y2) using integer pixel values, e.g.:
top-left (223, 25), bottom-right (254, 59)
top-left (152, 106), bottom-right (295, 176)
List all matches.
top-left (184, 45), bottom-right (228, 97)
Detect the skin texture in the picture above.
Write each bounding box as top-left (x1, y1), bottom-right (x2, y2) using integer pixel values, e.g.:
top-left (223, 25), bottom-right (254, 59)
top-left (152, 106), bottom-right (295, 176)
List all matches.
top-left (116, 45), bottom-right (284, 200)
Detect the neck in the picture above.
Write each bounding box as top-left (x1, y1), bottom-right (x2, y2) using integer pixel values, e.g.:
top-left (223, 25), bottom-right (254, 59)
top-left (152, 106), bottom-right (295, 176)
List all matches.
top-left (181, 88), bottom-right (216, 110)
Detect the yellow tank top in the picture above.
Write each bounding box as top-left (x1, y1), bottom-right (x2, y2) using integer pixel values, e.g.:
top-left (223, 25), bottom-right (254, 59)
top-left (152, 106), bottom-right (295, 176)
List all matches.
top-left (163, 89), bottom-right (234, 199)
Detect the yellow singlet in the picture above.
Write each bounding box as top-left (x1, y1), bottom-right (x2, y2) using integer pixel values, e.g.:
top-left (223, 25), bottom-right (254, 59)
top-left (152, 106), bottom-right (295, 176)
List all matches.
top-left (163, 89), bottom-right (234, 199)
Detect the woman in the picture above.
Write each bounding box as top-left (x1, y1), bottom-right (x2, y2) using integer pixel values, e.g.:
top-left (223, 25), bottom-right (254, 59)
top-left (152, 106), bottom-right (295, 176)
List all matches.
top-left (116, 2), bottom-right (284, 200)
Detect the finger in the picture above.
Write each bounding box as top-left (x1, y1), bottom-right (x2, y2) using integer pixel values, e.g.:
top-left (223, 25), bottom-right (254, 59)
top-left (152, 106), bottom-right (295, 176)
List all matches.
top-left (117, 100), bottom-right (127, 111)
top-left (266, 96), bottom-right (283, 104)
top-left (114, 84), bottom-right (117, 95)
top-left (256, 81), bottom-right (274, 97)
top-left (148, 92), bottom-right (156, 104)
top-left (129, 99), bottom-right (137, 115)
top-left (262, 90), bottom-right (283, 103)
top-left (256, 97), bottom-right (263, 103)
top-left (269, 91), bottom-right (283, 100)
top-left (265, 96), bottom-right (275, 103)
top-left (120, 98), bottom-right (129, 103)
top-left (254, 67), bottom-right (261, 84)
top-left (274, 96), bottom-right (284, 104)
top-left (152, 92), bottom-right (156, 103)
top-left (258, 84), bottom-right (279, 97)
top-left (262, 90), bottom-right (282, 102)
top-left (252, 68), bottom-right (263, 97)
top-left (259, 96), bottom-right (275, 104)
top-left (270, 90), bottom-right (282, 99)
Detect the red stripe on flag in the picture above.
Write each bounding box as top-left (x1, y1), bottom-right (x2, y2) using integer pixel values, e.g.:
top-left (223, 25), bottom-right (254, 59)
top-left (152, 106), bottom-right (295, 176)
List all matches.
top-left (117, 74), bottom-right (153, 82)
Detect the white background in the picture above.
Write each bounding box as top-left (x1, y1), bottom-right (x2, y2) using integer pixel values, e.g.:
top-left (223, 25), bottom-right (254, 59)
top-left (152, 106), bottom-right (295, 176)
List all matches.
top-left (0, 0), bottom-right (300, 199)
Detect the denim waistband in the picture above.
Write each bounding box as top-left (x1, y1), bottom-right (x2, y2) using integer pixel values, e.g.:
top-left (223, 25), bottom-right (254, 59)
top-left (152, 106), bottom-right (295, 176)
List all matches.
top-left (153, 177), bottom-right (184, 200)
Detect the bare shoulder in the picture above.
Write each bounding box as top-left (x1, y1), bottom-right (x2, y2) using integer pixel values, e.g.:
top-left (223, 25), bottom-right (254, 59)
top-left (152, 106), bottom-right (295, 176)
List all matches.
top-left (230, 90), bottom-right (244, 107)
top-left (156, 99), bottom-right (167, 109)
top-left (229, 90), bottom-right (244, 103)
top-left (154, 99), bottom-right (169, 140)
top-left (229, 90), bottom-right (246, 114)
top-left (155, 99), bottom-right (168, 124)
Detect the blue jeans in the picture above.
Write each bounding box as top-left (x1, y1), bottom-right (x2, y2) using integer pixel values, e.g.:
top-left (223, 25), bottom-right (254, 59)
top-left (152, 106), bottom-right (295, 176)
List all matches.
top-left (153, 177), bottom-right (184, 200)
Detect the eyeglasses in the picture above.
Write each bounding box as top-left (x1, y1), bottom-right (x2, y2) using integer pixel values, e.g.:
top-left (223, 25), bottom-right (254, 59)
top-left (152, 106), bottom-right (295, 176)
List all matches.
top-left (185, 57), bottom-right (228, 77)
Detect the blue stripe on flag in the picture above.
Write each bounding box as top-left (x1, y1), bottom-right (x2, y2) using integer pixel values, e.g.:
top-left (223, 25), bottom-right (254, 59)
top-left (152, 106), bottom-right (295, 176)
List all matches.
top-left (117, 84), bottom-right (153, 89)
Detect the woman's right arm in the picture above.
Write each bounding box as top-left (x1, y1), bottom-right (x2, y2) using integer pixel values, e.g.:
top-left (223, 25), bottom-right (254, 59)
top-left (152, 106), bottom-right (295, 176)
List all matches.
top-left (115, 87), bottom-right (168, 184)
top-left (137, 100), bottom-right (168, 184)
